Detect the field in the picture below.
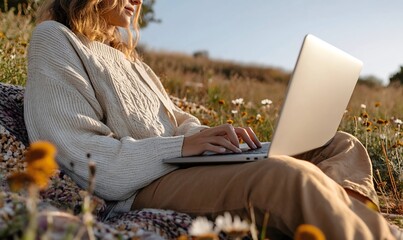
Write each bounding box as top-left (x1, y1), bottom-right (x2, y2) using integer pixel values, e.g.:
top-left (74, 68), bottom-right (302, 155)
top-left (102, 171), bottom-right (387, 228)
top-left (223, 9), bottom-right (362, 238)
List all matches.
top-left (143, 50), bottom-right (403, 214)
top-left (1, 4), bottom-right (403, 238)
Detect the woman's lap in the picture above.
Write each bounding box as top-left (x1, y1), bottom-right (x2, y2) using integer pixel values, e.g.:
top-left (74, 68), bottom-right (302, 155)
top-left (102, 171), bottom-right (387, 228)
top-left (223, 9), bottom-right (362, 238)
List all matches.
top-left (132, 131), bottom-right (391, 239)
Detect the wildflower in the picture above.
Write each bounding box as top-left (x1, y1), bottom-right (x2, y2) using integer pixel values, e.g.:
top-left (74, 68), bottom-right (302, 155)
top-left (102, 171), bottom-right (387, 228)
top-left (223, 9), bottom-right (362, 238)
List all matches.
top-left (361, 112), bottom-right (369, 119)
top-left (294, 224), bottom-right (325, 240)
top-left (256, 114), bottom-right (262, 121)
top-left (20, 41), bottom-right (28, 47)
top-left (362, 121), bottom-right (372, 127)
top-left (379, 134), bottom-right (386, 140)
top-left (7, 172), bottom-right (35, 192)
top-left (189, 217), bottom-right (217, 238)
top-left (7, 141), bottom-right (58, 191)
top-left (374, 102), bottom-right (381, 107)
top-left (215, 212), bottom-right (250, 235)
top-left (0, 31), bottom-right (5, 39)
top-left (366, 127), bottom-right (372, 132)
top-left (360, 104), bottom-right (366, 109)
top-left (10, 54), bottom-right (16, 60)
top-left (231, 110), bottom-right (238, 115)
top-left (261, 99), bottom-right (273, 106)
top-left (231, 98), bottom-right (244, 106)
top-left (394, 118), bottom-right (403, 125)
top-left (226, 119), bottom-right (234, 124)
top-left (218, 99), bottom-right (225, 105)
top-left (376, 119), bottom-right (388, 125)
top-left (202, 119), bottom-right (210, 125)
top-left (25, 141), bottom-right (58, 177)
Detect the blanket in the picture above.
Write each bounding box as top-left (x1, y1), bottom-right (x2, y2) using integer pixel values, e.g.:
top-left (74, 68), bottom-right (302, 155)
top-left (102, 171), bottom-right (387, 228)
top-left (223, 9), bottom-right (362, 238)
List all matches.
top-left (0, 82), bottom-right (193, 239)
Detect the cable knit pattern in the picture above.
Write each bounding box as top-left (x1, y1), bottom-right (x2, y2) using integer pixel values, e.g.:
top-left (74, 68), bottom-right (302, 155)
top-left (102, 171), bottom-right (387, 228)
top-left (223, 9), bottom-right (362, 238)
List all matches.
top-left (24, 21), bottom-right (208, 215)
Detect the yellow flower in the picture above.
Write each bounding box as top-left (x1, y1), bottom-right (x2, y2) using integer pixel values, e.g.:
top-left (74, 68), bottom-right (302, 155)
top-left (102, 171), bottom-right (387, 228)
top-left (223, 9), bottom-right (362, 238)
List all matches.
top-left (7, 141), bottom-right (58, 191)
top-left (226, 119), bottom-right (234, 124)
top-left (294, 224), bottom-right (325, 240)
top-left (7, 172), bottom-right (35, 192)
top-left (26, 141), bottom-right (58, 188)
top-left (0, 31), bottom-right (5, 39)
top-left (374, 102), bottom-right (381, 107)
top-left (376, 118), bottom-right (388, 125)
top-left (202, 119), bottom-right (210, 125)
top-left (361, 112), bottom-right (369, 119)
top-left (362, 121), bottom-right (372, 127)
top-left (218, 99), bottom-right (225, 105)
top-left (25, 141), bottom-right (57, 163)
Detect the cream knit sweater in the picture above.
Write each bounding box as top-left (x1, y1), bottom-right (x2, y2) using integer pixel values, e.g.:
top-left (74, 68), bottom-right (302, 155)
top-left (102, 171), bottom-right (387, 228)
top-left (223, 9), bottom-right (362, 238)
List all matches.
top-left (24, 21), bottom-right (207, 214)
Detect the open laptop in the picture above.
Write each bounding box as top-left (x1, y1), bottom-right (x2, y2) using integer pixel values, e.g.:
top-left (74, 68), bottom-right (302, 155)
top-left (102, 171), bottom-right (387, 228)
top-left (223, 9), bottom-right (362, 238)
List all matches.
top-left (163, 34), bottom-right (363, 164)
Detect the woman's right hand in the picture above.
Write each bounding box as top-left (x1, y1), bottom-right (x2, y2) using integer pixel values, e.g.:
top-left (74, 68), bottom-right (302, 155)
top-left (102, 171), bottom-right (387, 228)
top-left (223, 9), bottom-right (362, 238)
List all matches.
top-left (182, 124), bottom-right (261, 157)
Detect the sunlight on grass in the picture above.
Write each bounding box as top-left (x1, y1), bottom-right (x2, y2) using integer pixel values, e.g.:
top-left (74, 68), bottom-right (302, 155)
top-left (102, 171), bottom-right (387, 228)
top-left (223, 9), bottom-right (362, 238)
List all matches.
top-left (0, 1), bottom-right (403, 238)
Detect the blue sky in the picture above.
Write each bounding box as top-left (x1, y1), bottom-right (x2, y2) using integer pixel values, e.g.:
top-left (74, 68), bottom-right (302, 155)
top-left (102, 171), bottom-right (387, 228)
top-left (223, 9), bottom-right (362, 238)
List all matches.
top-left (139, 1), bottom-right (403, 85)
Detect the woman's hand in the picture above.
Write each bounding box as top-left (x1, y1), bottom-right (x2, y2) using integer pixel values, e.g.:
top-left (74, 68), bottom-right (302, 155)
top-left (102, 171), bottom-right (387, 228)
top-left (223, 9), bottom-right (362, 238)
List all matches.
top-left (182, 124), bottom-right (262, 157)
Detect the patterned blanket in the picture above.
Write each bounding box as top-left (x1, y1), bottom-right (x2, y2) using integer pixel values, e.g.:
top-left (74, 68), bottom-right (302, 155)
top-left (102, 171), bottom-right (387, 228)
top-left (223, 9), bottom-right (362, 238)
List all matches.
top-left (0, 82), bottom-right (193, 239)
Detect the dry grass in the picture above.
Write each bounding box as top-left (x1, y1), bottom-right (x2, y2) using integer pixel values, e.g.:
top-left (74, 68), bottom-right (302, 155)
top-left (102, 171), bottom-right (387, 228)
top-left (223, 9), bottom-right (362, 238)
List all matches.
top-left (143, 50), bottom-right (403, 217)
top-left (0, 2), bottom-right (402, 228)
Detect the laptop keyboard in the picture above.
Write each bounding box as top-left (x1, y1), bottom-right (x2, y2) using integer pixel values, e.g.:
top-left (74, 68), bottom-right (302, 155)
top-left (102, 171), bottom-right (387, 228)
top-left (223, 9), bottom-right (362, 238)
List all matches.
top-left (242, 142), bottom-right (270, 154)
top-left (202, 142), bottom-right (271, 156)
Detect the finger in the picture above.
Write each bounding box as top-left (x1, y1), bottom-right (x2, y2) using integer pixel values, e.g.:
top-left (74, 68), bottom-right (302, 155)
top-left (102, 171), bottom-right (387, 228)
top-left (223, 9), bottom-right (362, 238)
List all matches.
top-left (203, 144), bottom-right (227, 154)
top-left (208, 136), bottom-right (242, 153)
top-left (219, 124), bottom-right (239, 147)
top-left (234, 127), bottom-right (257, 149)
top-left (245, 127), bottom-right (262, 148)
top-left (198, 124), bottom-right (239, 147)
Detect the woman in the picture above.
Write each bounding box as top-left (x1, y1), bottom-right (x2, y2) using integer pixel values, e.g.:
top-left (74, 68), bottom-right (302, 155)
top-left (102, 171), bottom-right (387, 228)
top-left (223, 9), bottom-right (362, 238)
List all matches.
top-left (25, 0), bottom-right (397, 239)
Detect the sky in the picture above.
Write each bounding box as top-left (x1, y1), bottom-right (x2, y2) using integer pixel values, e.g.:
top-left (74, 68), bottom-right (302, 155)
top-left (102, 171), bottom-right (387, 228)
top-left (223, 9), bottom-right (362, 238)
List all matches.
top-left (139, 1), bottom-right (403, 85)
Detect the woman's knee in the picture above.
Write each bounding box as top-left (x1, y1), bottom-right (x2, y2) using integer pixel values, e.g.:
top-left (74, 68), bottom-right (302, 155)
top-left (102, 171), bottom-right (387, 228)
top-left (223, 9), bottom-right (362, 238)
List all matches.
top-left (253, 157), bottom-right (326, 189)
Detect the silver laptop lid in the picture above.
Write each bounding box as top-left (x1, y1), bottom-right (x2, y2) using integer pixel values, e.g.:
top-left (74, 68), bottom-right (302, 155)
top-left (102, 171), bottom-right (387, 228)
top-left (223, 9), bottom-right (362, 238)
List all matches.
top-left (268, 34), bottom-right (362, 156)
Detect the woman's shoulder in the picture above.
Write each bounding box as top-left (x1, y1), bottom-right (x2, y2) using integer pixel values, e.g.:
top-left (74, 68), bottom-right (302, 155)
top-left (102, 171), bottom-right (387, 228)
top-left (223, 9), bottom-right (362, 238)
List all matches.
top-left (29, 20), bottom-right (83, 57)
top-left (31, 20), bottom-right (75, 42)
top-left (34, 20), bottom-right (69, 33)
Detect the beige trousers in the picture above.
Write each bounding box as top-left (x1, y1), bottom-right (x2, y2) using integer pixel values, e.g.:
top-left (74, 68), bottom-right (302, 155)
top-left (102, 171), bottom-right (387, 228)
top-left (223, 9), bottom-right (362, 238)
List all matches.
top-left (132, 132), bottom-right (394, 239)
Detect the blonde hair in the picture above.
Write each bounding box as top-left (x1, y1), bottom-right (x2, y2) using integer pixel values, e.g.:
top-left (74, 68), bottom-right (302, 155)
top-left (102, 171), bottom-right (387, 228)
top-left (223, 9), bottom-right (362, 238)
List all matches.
top-left (36, 0), bottom-right (142, 60)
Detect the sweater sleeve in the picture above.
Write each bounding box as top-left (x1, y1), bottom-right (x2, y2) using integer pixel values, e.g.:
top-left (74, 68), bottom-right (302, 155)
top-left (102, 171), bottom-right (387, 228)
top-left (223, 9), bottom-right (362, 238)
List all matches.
top-left (141, 62), bottom-right (210, 136)
top-left (24, 21), bottom-right (179, 201)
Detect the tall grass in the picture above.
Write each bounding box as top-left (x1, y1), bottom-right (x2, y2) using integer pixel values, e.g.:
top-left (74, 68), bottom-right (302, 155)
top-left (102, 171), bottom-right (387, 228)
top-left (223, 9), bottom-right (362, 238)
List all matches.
top-left (0, 4), bottom-right (33, 85)
top-left (1, 5), bottom-right (402, 214)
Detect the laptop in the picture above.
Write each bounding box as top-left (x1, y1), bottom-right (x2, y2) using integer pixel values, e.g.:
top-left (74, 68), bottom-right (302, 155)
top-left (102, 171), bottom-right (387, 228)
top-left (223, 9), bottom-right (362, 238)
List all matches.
top-left (163, 34), bottom-right (363, 164)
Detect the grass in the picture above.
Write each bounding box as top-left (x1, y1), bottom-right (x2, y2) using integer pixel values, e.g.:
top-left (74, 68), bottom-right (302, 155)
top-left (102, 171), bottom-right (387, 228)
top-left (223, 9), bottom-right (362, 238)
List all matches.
top-left (0, 2), bottom-right (402, 234)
